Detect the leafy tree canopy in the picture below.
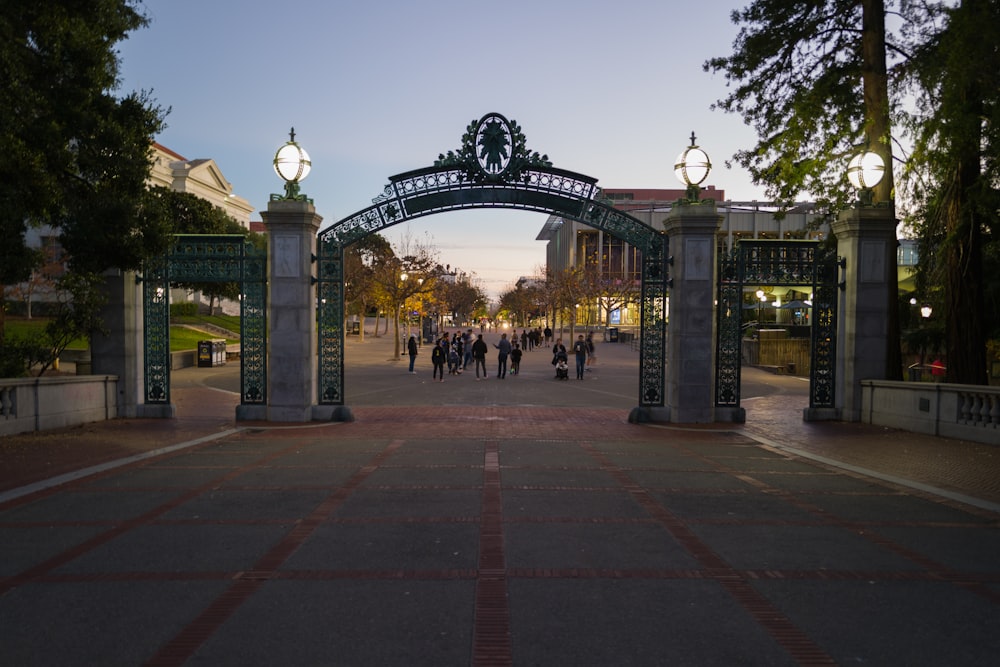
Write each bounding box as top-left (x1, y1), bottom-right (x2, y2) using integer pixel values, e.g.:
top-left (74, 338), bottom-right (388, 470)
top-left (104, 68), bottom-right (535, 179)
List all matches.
top-left (0, 0), bottom-right (167, 281)
top-left (704, 0), bottom-right (893, 210)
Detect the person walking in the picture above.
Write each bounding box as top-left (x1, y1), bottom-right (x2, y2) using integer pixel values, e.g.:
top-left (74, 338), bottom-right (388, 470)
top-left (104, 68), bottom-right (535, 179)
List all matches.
top-left (543, 326), bottom-right (552, 347)
top-left (472, 333), bottom-right (489, 380)
top-left (585, 331), bottom-right (596, 371)
top-left (573, 334), bottom-right (587, 380)
top-left (510, 343), bottom-right (523, 376)
top-left (462, 329), bottom-right (473, 370)
top-left (431, 337), bottom-right (447, 382)
top-left (407, 334), bottom-right (418, 373)
top-left (494, 332), bottom-right (512, 379)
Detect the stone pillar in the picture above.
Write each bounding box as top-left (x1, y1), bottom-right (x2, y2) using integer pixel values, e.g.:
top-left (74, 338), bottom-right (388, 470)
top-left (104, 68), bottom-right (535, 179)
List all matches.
top-left (91, 269), bottom-right (152, 418)
top-left (830, 205), bottom-right (897, 421)
top-left (662, 203), bottom-right (730, 423)
top-left (260, 199), bottom-right (322, 422)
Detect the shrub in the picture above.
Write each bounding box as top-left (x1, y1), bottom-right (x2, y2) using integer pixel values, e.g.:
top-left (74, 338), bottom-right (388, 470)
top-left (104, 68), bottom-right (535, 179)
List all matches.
top-left (170, 302), bottom-right (198, 317)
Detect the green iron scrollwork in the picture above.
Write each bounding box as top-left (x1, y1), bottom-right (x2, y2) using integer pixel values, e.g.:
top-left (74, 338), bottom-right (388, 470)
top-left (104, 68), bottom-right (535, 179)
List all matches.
top-left (715, 247), bottom-right (741, 407)
top-left (316, 113), bottom-right (667, 410)
top-left (715, 240), bottom-right (839, 410)
top-left (142, 235), bottom-right (266, 408)
top-left (142, 255), bottom-right (170, 403)
top-left (638, 235), bottom-right (669, 406)
top-left (434, 112), bottom-right (552, 184)
top-left (317, 236), bottom-right (345, 405)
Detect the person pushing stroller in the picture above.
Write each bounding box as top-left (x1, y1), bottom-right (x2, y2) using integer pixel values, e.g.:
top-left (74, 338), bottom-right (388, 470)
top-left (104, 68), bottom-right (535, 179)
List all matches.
top-left (551, 338), bottom-right (569, 380)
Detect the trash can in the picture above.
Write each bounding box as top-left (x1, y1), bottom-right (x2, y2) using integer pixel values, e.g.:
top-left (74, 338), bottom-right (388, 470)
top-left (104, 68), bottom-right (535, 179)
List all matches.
top-left (197, 340), bottom-right (214, 367)
top-left (607, 327), bottom-right (619, 343)
top-left (198, 339), bottom-right (226, 367)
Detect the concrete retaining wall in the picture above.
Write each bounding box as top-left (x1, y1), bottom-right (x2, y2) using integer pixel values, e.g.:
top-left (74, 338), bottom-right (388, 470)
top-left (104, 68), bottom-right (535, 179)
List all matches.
top-left (861, 380), bottom-right (1000, 446)
top-left (0, 375), bottom-right (119, 437)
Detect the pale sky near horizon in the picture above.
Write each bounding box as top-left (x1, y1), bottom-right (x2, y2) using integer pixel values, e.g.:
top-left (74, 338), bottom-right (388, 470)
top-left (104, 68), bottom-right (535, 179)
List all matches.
top-left (118, 0), bottom-right (767, 298)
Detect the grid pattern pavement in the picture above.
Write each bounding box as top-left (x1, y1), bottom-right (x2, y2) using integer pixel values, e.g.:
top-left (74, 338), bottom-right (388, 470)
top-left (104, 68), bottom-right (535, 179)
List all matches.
top-left (1, 333), bottom-right (999, 665)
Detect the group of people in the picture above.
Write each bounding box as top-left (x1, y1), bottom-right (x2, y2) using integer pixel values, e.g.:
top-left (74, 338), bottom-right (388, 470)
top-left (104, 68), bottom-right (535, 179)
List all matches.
top-left (409, 328), bottom-right (596, 382)
top-left (549, 332), bottom-right (596, 380)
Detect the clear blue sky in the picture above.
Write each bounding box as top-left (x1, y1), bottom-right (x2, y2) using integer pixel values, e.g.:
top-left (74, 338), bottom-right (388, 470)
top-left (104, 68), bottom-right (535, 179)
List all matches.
top-left (118, 0), bottom-right (765, 298)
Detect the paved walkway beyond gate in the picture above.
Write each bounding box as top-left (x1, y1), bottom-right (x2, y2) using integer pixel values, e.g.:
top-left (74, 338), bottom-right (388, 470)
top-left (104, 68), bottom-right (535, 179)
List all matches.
top-left (2, 334), bottom-right (998, 665)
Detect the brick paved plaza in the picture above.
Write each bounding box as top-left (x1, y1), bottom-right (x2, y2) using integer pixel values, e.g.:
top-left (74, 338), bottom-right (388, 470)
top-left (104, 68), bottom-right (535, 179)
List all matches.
top-left (2, 333), bottom-right (998, 665)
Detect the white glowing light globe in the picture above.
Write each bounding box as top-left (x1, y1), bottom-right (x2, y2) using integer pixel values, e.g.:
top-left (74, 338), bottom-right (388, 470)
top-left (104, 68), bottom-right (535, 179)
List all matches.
top-left (674, 145), bottom-right (712, 187)
top-left (274, 142), bottom-right (311, 183)
top-left (847, 151), bottom-right (884, 190)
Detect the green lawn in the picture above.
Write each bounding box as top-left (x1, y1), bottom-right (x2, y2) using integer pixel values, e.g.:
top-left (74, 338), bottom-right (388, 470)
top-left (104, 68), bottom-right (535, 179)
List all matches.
top-left (4, 316), bottom-right (240, 352)
top-left (3, 318), bottom-right (88, 349)
top-left (169, 326), bottom-right (239, 352)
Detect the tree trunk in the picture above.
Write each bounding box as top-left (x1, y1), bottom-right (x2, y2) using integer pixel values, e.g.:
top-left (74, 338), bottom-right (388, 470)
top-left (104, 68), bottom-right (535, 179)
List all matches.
top-left (945, 114), bottom-right (988, 384)
top-left (861, 0), bottom-right (903, 380)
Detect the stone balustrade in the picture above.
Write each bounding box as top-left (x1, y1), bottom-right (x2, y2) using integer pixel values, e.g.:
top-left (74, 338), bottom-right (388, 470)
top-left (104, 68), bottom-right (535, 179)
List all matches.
top-left (861, 380), bottom-right (1000, 446)
top-left (0, 375), bottom-right (118, 437)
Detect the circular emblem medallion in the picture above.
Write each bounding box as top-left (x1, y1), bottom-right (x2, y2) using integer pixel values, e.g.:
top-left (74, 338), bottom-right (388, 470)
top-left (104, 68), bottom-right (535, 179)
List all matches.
top-left (474, 113), bottom-right (513, 177)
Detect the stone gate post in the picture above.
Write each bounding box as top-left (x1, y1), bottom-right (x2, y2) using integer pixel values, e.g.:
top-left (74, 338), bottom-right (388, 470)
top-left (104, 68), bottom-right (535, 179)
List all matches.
top-left (260, 199), bottom-right (322, 421)
top-left (91, 269), bottom-right (149, 418)
top-left (831, 206), bottom-right (898, 421)
top-left (662, 202), bottom-right (730, 423)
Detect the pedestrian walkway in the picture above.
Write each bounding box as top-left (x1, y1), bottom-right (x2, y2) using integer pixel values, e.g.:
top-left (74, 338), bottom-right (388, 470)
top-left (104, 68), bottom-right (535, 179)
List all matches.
top-left (1, 333), bottom-right (998, 665)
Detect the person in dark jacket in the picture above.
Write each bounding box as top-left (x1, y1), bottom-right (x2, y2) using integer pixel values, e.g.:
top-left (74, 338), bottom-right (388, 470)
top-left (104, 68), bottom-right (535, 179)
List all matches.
top-left (510, 344), bottom-right (523, 375)
top-left (431, 337), bottom-right (447, 382)
top-left (573, 334), bottom-right (587, 380)
top-left (472, 334), bottom-right (489, 380)
top-left (407, 334), bottom-right (418, 373)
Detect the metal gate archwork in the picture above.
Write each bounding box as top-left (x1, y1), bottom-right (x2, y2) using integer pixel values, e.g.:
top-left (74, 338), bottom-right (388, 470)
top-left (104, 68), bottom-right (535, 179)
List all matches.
top-left (142, 234), bottom-right (267, 407)
top-left (716, 239), bottom-right (840, 409)
top-left (317, 112), bottom-right (669, 408)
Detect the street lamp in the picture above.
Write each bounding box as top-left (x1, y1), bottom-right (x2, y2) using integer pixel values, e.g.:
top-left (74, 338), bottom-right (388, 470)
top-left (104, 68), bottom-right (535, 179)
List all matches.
top-left (755, 289), bottom-right (768, 332)
top-left (674, 132), bottom-right (712, 202)
top-left (847, 150), bottom-right (885, 207)
top-left (920, 304), bottom-right (933, 319)
top-left (272, 127), bottom-right (312, 202)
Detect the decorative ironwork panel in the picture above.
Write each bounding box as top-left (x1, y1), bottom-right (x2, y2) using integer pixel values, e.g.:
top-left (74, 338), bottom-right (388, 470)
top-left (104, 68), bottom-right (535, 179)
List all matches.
top-left (317, 238), bottom-right (345, 405)
top-left (809, 247), bottom-right (839, 408)
top-left (715, 248), bottom-right (741, 407)
top-left (143, 256), bottom-right (170, 404)
top-left (167, 236), bottom-right (245, 282)
top-left (638, 235), bottom-right (668, 407)
top-left (714, 240), bottom-right (839, 410)
top-left (741, 241), bottom-right (818, 286)
top-left (142, 235), bottom-right (266, 407)
top-left (240, 247), bottom-right (267, 404)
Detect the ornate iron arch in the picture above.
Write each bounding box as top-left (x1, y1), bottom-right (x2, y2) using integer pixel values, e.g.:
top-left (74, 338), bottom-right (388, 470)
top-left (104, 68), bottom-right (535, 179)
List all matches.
top-left (316, 113), bottom-right (669, 410)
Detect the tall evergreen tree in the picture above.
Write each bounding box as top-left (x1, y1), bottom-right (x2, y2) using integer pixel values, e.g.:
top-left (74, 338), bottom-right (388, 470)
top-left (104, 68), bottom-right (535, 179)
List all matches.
top-left (1, 1), bottom-right (167, 339)
top-left (705, 0), bottom-right (912, 380)
top-left (899, 0), bottom-right (1000, 384)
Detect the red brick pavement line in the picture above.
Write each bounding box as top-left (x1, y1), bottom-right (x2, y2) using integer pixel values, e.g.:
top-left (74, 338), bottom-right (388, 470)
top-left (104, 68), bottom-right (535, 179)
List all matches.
top-left (678, 440), bottom-right (1000, 606)
top-left (472, 439), bottom-right (513, 667)
top-left (0, 434), bottom-right (298, 597)
top-left (145, 438), bottom-right (406, 667)
top-left (578, 440), bottom-right (839, 666)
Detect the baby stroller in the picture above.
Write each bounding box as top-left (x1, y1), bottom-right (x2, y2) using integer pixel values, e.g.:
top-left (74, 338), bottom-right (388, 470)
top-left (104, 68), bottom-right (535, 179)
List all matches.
top-left (554, 356), bottom-right (569, 380)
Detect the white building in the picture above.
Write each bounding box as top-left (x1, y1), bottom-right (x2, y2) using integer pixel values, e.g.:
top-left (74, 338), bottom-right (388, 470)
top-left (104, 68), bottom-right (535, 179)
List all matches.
top-left (11, 143), bottom-right (254, 313)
